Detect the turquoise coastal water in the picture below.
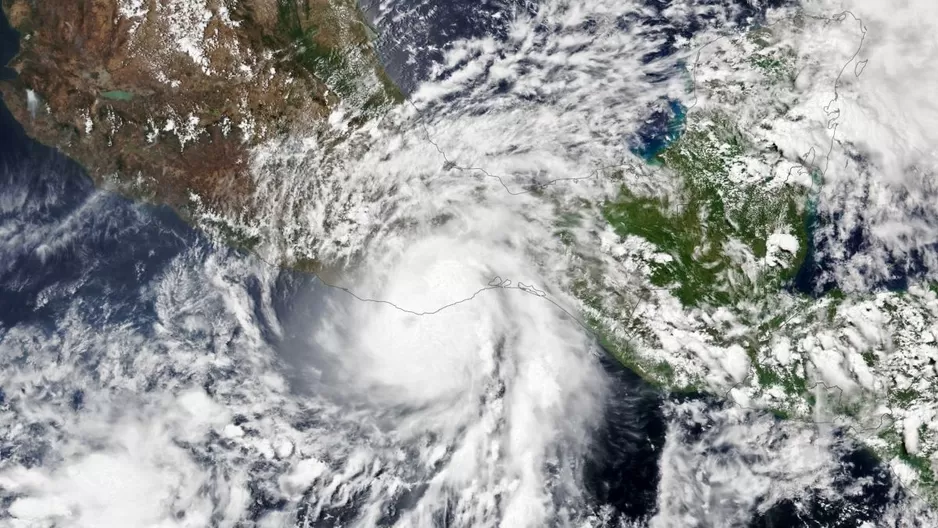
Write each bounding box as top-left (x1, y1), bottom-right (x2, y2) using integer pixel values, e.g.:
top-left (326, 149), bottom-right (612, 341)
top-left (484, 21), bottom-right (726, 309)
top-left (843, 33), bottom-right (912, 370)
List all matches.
top-left (630, 100), bottom-right (687, 161)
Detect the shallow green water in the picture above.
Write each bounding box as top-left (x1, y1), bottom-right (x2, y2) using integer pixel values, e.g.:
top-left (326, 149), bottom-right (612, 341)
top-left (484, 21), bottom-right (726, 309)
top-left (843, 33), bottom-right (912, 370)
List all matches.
top-left (100, 90), bottom-right (134, 101)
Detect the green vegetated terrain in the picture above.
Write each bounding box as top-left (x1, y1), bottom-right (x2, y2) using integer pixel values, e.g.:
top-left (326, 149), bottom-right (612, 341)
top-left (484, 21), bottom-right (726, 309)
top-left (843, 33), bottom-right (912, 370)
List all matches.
top-left (574, 107), bottom-right (938, 493)
top-left (558, 25), bottom-right (865, 427)
top-left (201, 1), bottom-right (407, 255)
top-left (561, 21), bottom-right (815, 393)
top-left (276, 0), bottom-right (403, 118)
top-left (566, 26), bottom-right (938, 495)
top-left (604, 114), bottom-right (809, 308)
top-left (747, 28), bottom-right (799, 81)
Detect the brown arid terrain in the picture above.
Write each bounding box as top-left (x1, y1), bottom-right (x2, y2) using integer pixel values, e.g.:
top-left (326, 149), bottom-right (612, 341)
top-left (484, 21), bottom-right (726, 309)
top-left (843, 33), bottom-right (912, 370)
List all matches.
top-left (0, 0), bottom-right (401, 221)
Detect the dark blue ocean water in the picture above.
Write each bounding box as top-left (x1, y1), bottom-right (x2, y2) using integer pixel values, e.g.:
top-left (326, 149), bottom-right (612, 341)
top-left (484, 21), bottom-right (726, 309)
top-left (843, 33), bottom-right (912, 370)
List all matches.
top-left (0, 3), bottom-right (907, 525)
top-left (360, 0), bottom-right (534, 94)
top-left (362, 0), bottom-right (795, 94)
top-left (0, 96), bottom-right (194, 332)
top-left (622, 0), bottom-right (795, 67)
top-left (793, 179), bottom-right (931, 296)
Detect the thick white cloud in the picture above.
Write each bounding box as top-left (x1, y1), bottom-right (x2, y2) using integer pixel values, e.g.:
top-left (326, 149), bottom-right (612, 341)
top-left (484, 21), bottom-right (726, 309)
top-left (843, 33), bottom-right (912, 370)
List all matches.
top-left (793, 0), bottom-right (938, 289)
top-left (835, 0), bottom-right (938, 182)
top-left (6, 0), bottom-right (936, 526)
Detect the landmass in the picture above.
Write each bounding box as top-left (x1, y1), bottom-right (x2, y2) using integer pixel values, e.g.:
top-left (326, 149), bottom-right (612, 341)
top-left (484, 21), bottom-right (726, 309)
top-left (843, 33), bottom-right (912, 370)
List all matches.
top-left (5, 0), bottom-right (938, 507)
top-left (562, 13), bottom-right (938, 500)
top-left (0, 0), bottom-right (400, 220)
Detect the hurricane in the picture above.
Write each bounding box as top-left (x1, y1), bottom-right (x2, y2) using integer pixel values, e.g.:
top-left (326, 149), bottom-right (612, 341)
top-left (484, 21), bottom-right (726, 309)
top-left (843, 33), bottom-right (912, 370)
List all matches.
top-left (2, 0), bottom-right (938, 526)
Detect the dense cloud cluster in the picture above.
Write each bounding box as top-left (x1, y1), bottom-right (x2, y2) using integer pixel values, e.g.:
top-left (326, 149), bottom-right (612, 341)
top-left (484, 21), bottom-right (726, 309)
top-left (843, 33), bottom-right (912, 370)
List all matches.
top-left (2, 0), bottom-right (938, 526)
